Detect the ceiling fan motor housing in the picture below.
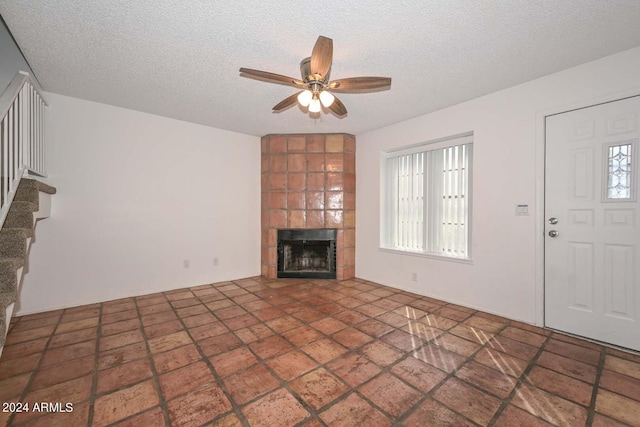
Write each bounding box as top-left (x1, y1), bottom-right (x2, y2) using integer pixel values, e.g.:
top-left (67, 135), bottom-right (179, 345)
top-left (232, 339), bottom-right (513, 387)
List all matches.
top-left (300, 57), bottom-right (329, 84)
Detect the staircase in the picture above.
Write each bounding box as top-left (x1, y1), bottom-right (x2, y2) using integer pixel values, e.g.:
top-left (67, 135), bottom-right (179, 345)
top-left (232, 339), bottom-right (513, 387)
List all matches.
top-left (0, 71), bottom-right (52, 356)
top-left (0, 178), bottom-right (55, 350)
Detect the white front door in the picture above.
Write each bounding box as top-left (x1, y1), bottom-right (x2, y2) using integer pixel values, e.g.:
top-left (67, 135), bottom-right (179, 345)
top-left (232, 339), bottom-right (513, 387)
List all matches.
top-left (545, 96), bottom-right (640, 351)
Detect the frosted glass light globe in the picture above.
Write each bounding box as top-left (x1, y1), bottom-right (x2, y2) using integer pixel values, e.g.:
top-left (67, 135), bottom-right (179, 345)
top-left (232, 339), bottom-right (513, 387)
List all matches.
top-left (309, 98), bottom-right (321, 113)
top-left (297, 90), bottom-right (312, 107)
top-left (319, 91), bottom-right (335, 107)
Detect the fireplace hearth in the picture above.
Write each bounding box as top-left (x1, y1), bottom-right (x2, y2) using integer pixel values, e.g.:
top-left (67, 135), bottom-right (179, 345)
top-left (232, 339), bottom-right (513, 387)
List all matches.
top-left (277, 229), bottom-right (337, 279)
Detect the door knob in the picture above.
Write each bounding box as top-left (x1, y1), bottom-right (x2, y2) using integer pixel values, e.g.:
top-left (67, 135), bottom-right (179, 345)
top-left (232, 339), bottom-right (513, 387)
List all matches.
top-left (548, 217), bottom-right (558, 225)
top-left (548, 230), bottom-right (559, 237)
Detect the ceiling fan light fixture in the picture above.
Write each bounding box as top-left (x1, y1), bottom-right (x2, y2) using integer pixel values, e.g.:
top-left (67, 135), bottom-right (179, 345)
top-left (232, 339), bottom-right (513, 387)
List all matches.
top-left (309, 97), bottom-right (321, 113)
top-left (240, 35), bottom-right (391, 118)
top-left (297, 90), bottom-right (312, 107)
top-left (319, 90), bottom-right (335, 107)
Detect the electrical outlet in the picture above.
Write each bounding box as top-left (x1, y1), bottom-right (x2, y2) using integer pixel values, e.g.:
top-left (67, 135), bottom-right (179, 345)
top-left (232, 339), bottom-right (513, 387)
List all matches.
top-left (411, 272), bottom-right (417, 281)
top-left (183, 260), bottom-right (190, 269)
top-left (213, 257), bottom-right (219, 266)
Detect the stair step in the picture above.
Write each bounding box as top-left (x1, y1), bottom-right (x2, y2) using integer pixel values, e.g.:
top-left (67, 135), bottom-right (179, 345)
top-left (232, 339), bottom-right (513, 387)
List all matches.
top-left (0, 258), bottom-right (26, 348)
top-left (0, 229), bottom-right (28, 259)
top-left (19, 178), bottom-right (57, 195)
top-left (13, 179), bottom-right (57, 210)
top-left (4, 210), bottom-right (34, 236)
top-left (8, 200), bottom-right (38, 213)
top-left (0, 258), bottom-right (24, 306)
top-left (13, 186), bottom-right (39, 205)
top-left (1, 227), bottom-right (33, 239)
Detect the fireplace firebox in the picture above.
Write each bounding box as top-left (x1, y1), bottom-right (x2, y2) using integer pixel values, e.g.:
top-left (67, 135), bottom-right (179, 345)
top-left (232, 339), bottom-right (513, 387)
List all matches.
top-left (277, 229), bottom-right (337, 279)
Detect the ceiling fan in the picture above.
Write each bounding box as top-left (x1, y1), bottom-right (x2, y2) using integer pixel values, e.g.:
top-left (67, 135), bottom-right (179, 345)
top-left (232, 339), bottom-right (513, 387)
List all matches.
top-left (239, 36), bottom-right (391, 117)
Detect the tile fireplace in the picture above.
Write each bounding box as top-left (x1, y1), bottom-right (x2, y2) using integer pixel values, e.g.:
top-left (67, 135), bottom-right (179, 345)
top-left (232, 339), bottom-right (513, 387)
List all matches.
top-left (261, 134), bottom-right (355, 280)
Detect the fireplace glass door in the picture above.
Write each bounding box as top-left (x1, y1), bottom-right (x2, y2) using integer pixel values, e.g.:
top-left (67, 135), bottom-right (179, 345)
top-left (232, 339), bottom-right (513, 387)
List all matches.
top-left (277, 229), bottom-right (337, 279)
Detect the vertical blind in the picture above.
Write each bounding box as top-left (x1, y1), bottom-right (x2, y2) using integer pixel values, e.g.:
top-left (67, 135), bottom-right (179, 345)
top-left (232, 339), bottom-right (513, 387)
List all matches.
top-left (384, 139), bottom-right (472, 258)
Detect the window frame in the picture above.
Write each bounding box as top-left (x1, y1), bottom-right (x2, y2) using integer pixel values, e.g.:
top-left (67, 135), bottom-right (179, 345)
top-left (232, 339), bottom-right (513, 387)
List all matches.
top-left (379, 132), bottom-right (474, 262)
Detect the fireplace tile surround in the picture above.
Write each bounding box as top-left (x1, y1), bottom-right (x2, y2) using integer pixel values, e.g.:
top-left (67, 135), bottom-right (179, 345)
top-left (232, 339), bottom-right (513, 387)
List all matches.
top-left (261, 134), bottom-right (355, 280)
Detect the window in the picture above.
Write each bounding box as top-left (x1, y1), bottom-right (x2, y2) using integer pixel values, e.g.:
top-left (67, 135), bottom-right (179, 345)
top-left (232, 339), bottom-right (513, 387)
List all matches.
top-left (605, 141), bottom-right (634, 201)
top-left (381, 134), bottom-right (473, 259)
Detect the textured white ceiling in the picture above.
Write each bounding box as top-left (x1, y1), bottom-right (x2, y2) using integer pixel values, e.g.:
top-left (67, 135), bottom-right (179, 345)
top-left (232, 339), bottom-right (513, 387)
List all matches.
top-left (2, 1), bottom-right (640, 136)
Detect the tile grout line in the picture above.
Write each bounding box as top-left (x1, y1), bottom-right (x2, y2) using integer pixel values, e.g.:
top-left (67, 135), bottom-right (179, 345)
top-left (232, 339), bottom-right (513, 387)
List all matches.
top-left (585, 345), bottom-right (606, 426)
top-left (130, 295), bottom-right (172, 426)
top-left (86, 303), bottom-right (104, 427)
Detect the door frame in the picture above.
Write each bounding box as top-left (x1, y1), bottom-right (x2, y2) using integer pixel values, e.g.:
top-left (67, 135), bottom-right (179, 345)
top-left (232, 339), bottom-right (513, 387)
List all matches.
top-left (534, 87), bottom-right (640, 328)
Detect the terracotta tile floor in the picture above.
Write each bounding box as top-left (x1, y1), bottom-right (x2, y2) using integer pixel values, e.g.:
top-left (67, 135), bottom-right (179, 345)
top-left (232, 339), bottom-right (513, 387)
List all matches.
top-left (1, 277), bottom-right (639, 426)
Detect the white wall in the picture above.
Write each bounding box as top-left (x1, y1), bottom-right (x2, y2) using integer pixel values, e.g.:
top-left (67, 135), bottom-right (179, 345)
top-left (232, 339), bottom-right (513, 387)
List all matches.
top-left (0, 19), bottom-right (35, 94)
top-left (17, 93), bottom-right (261, 314)
top-left (356, 46), bottom-right (640, 324)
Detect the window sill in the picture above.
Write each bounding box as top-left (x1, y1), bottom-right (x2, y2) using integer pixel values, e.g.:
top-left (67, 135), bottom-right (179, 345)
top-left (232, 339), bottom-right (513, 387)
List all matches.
top-left (378, 247), bottom-right (474, 265)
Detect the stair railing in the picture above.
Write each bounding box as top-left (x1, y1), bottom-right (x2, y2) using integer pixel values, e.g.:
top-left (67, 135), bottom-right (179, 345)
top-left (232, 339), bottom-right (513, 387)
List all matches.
top-left (0, 71), bottom-right (47, 228)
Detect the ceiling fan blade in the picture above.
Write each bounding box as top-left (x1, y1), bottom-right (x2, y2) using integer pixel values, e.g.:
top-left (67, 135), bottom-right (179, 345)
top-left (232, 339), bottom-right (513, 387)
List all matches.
top-left (310, 36), bottom-right (333, 79)
top-left (273, 92), bottom-right (302, 112)
top-left (328, 95), bottom-right (347, 117)
top-left (328, 77), bottom-right (392, 92)
top-left (239, 68), bottom-right (305, 88)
